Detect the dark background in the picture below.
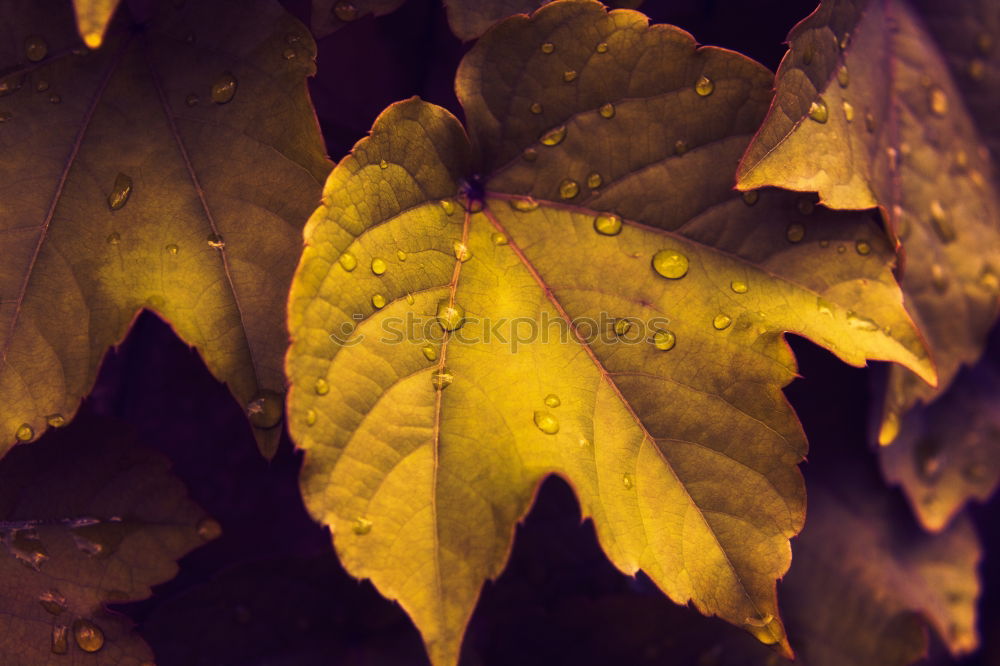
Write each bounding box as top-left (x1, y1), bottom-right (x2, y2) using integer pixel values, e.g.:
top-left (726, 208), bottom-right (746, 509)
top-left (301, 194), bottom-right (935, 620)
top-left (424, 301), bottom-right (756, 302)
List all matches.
top-left (42, 0), bottom-right (1000, 663)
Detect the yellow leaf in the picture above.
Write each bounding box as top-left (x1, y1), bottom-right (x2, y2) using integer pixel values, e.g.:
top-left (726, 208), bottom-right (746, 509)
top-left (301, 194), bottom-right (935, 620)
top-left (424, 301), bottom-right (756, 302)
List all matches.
top-left (287, 2), bottom-right (934, 664)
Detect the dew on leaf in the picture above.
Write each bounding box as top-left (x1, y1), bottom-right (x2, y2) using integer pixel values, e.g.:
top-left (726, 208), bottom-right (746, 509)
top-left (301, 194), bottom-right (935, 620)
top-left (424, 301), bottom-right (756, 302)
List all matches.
top-left (0, 111), bottom-right (11, 123)
top-left (968, 59), bottom-right (985, 81)
top-left (837, 64), bottom-right (850, 88)
top-left (559, 179), bottom-right (579, 199)
top-left (796, 198), bottom-right (814, 215)
top-left (596, 42), bottom-right (608, 53)
top-left (283, 48), bottom-right (296, 60)
top-left (878, 412), bottom-right (900, 446)
top-left (713, 314), bottom-right (732, 330)
top-left (166, 243), bottom-right (179, 255)
top-left (652, 249), bottom-right (689, 279)
top-left (846, 312), bottom-right (879, 331)
top-left (540, 125), bottom-right (567, 146)
top-left (652, 329), bottom-right (676, 351)
top-left (15, 423), bottom-right (33, 441)
top-left (378, 159), bottom-right (388, 169)
top-left (107, 172), bottom-right (133, 211)
top-left (72, 619), bottom-right (104, 653)
top-left (440, 199), bottom-right (455, 215)
top-left (352, 517), bottom-right (372, 535)
top-left (522, 148), bottom-right (538, 161)
top-left (491, 232), bottom-right (508, 245)
top-left (931, 264), bottom-right (949, 292)
top-left (207, 233), bottom-right (225, 249)
top-left (544, 394), bottom-right (561, 408)
top-left (314, 378), bottom-right (330, 395)
top-left (339, 252), bottom-right (357, 271)
top-left (246, 390), bottom-right (283, 429)
top-left (928, 86), bottom-right (948, 116)
top-left (107, 232), bottom-right (121, 246)
top-left (436, 299), bottom-right (465, 332)
top-left (742, 190), bottom-right (759, 206)
top-left (48, 93), bottom-right (60, 104)
top-left (36, 79), bottom-right (49, 92)
top-left (855, 239), bottom-right (871, 255)
top-left (371, 257), bottom-right (387, 275)
top-left (24, 35), bottom-right (47, 62)
top-left (371, 293), bottom-right (387, 309)
top-left (510, 197), bottom-right (539, 212)
top-left (431, 369), bottom-right (453, 390)
top-left (51, 625), bottom-right (68, 655)
top-left (694, 75), bottom-right (714, 96)
top-left (745, 613), bottom-right (774, 628)
top-left (593, 213), bottom-right (622, 236)
top-left (730, 280), bottom-right (748, 294)
top-left (46, 413), bottom-right (65, 427)
top-left (865, 111), bottom-right (876, 133)
top-left (599, 102), bottom-right (615, 119)
top-left (808, 98), bottom-right (829, 123)
top-left (422, 345), bottom-right (437, 362)
top-left (929, 200), bottom-right (956, 243)
top-left (540, 42), bottom-right (555, 54)
top-left (452, 241), bottom-right (471, 262)
top-left (622, 473), bottom-right (634, 490)
top-left (211, 72), bottom-right (237, 104)
top-left (529, 102), bottom-right (542, 114)
top-left (563, 70), bottom-right (577, 83)
top-left (786, 223), bottom-right (805, 243)
top-left (842, 100), bottom-right (854, 122)
top-left (674, 139), bottom-right (688, 155)
top-left (614, 318), bottom-right (633, 337)
top-left (185, 93), bottom-right (199, 106)
top-left (396, 250), bottom-right (407, 261)
top-left (305, 409), bottom-right (317, 426)
top-left (587, 171), bottom-right (603, 189)
top-left (39, 590), bottom-right (67, 616)
top-left (533, 410), bottom-right (559, 434)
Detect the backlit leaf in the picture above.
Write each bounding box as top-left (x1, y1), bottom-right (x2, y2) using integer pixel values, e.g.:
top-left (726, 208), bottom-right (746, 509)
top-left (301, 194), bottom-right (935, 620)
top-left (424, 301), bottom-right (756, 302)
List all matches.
top-left (0, 412), bottom-right (216, 663)
top-left (310, 0), bottom-right (407, 38)
top-left (71, 0), bottom-right (121, 49)
top-left (0, 0), bottom-right (331, 458)
top-left (286, 2), bottom-right (934, 664)
top-left (735, 0), bottom-right (1000, 440)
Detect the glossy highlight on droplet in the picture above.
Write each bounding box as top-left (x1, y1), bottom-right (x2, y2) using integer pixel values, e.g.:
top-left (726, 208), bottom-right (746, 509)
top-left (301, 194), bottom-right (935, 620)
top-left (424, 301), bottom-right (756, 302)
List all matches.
top-left (211, 72), bottom-right (237, 104)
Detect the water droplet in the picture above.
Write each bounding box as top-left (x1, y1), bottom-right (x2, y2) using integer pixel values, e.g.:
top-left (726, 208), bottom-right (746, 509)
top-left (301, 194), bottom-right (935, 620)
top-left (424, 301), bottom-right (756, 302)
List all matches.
top-left (541, 42), bottom-right (555, 54)
top-left (533, 410), bottom-right (559, 434)
top-left (842, 100), bottom-right (854, 122)
top-left (865, 112), bottom-right (876, 133)
top-left (855, 239), bottom-right (871, 255)
top-left (314, 378), bottom-right (330, 395)
top-left (436, 299), bottom-right (465, 331)
top-left (544, 394), bottom-right (561, 408)
top-left (452, 240), bottom-right (471, 262)
top-left (614, 319), bottom-right (632, 337)
top-left (599, 102), bottom-right (615, 119)
top-left (165, 243), bottom-right (179, 256)
top-left (712, 314), bottom-right (732, 330)
top-left (529, 102), bottom-right (542, 114)
top-left (837, 64), bottom-right (850, 88)
top-left (246, 390), bottom-right (283, 429)
top-left (396, 250), bottom-right (407, 262)
top-left (846, 312), bottom-right (878, 331)
top-left (522, 147), bottom-right (538, 161)
top-left (46, 413), bottom-right (65, 427)
top-left (969, 58), bottom-right (985, 81)
top-left (339, 252), bottom-right (357, 271)
top-left (878, 412), bottom-right (900, 446)
top-left (15, 423), bottom-right (33, 441)
top-left (107, 173), bottom-right (133, 211)
top-left (674, 139), bottom-right (688, 155)
top-left (73, 619), bottom-right (104, 653)
top-left (197, 517), bottom-right (222, 541)
top-left (741, 190), bottom-right (759, 206)
top-left (422, 345), bottom-right (437, 362)
top-left (371, 293), bottom-right (387, 309)
top-left (48, 93), bottom-right (61, 104)
top-left (370, 257), bottom-right (387, 275)
top-left (588, 212), bottom-right (624, 237)
top-left (622, 473), bottom-right (633, 490)
top-left (334, 0), bottom-right (358, 21)
top-left (378, 159), bottom-right (388, 169)
top-left (104, 232), bottom-right (121, 247)
top-left (305, 408), bottom-right (317, 426)
top-left (352, 517), bottom-right (372, 535)
top-left (745, 613), bottom-right (774, 628)
top-left (596, 42), bottom-right (608, 53)
top-left (929, 200), bottom-right (955, 243)
top-left (440, 199), bottom-right (455, 216)
top-left (786, 223), bottom-right (805, 243)
top-left (931, 263), bottom-right (948, 292)
top-left (928, 86), bottom-right (948, 116)
top-left (694, 75), bottom-right (714, 96)
top-left (652, 329), bottom-right (676, 351)
top-left (808, 98), bottom-right (829, 123)
top-left (431, 369), bottom-right (453, 390)
top-left (559, 179), bottom-right (579, 199)
top-left (585, 172), bottom-right (604, 190)
top-left (51, 625), bottom-right (68, 655)
top-left (730, 280), bottom-right (748, 294)
top-left (540, 125), bottom-right (567, 146)
top-left (510, 197), bottom-right (539, 212)
top-left (563, 70), bottom-right (578, 83)
top-left (207, 233), bottom-right (225, 249)
top-left (211, 72), bottom-right (237, 104)
top-left (25, 35), bottom-right (48, 62)
top-left (185, 93), bottom-right (199, 106)
top-left (819, 239), bottom-right (830, 248)
top-left (492, 232), bottom-right (508, 245)
top-left (652, 249), bottom-right (689, 279)
top-left (39, 590), bottom-right (67, 615)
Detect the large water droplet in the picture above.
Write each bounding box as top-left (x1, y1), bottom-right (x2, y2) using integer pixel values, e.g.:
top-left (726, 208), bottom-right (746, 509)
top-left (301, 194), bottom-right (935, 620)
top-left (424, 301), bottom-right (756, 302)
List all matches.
top-left (371, 257), bottom-right (387, 275)
top-left (652, 329), bottom-right (676, 351)
top-left (558, 179), bottom-right (579, 199)
top-left (379, 159), bottom-right (388, 169)
top-left (107, 173), bottom-right (133, 211)
top-left (339, 251), bottom-right (357, 271)
top-left (436, 299), bottom-right (465, 332)
top-left (594, 213), bottom-right (622, 236)
top-left (431, 369), bottom-right (453, 390)
top-left (73, 619), bottom-right (104, 653)
top-left (540, 125), bottom-right (567, 146)
top-left (652, 249), bottom-right (689, 279)
top-left (39, 590), bottom-right (67, 616)
top-left (712, 314), bottom-right (732, 330)
top-left (786, 223), bottom-right (805, 243)
top-left (808, 98), bottom-right (829, 123)
top-left (15, 423), bottom-right (33, 442)
top-left (452, 240), bottom-right (471, 262)
top-left (352, 517), bottom-right (372, 535)
top-left (745, 613), bottom-right (774, 628)
top-left (25, 35), bottom-right (48, 62)
top-left (694, 75), bottom-right (714, 96)
top-left (544, 394), bottom-right (561, 408)
top-left (371, 293), bottom-right (387, 309)
top-left (211, 72), bottom-right (237, 104)
top-left (246, 390), bottom-right (283, 429)
top-left (533, 410), bottom-right (559, 434)
top-left (334, 0), bottom-right (358, 21)
top-left (928, 86), bottom-right (948, 116)
top-left (730, 280), bottom-right (748, 294)
top-left (314, 378), bottom-right (330, 395)
top-left (166, 243), bottom-right (179, 255)
top-left (599, 102), bottom-right (615, 119)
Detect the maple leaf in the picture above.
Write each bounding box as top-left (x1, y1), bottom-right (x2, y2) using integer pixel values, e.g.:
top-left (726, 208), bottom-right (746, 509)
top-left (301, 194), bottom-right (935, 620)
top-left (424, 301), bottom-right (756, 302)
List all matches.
top-left (70, 0), bottom-right (122, 48)
top-left (0, 0), bottom-right (331, 458)
top-left (734, 0), bottom-right (1000, 444)
top-left (285, 2), bottom-right (935, 664)
top-left (0, 412), bottom-right (217, 663)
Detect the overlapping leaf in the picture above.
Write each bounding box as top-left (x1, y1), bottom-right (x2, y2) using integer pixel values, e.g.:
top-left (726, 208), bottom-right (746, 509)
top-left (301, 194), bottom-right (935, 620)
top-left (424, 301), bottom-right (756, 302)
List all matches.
top-left (0, 413), bottom-right (217, 663)
top-left (735, 0), bottom-right (1000, 443)
top-left (286, 2), bottom-right (935, 664)
top-left (71, 0), bottom-right (121, 48)
top-left (0, 0), bottom-right (330, 457)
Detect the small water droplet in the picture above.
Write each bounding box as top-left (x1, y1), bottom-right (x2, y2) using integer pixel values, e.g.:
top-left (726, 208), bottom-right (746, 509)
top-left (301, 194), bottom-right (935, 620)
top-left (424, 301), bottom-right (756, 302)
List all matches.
top-left (492, 232), bottom-right (508, 245)
top-left (107, 172), bottom-right (133, 211)
top-left (786, 223), bottom-right (805, 243)
top-left (586, 172), bottom-right (603, 189)
top-left (25, 35), bottom-right (48, 62)
top-left (842, 100), bottom-right (854, 122)
top-left (314, 378), bottom-right (330, 395)
top-left (929, 200), bottom-right (955, 243)
top-left (928, 86), bottom-right (948, 116)
top-left (207, 233), bottom-right (225, 249)
top-left (846, 312), bottom-right (878, 331)
top-left (422, 345), bottom-right (437, 362)
top-left (855, 239), bottom-right (871, 255)
top-left (452, 240), bottom-right (471, 262)
top-left (510, 197), bottom-right (539, 212)
top-left (544, 394), bottom-right (561, 408)
top-left (694, 75), bottom-right (714, 96)
top-left (712, 314), bottom-right (732, 330)
top-left (837, 64), bottom-right (850, 88)
top-left (533, 410), bottom-right (559, 434)
top-left (540, 125), bottom-right (567, 146)
top-left (431, 368), bottom-right (453, 390)
top-left (371, 293), bottom-right (387, 309)
top-left (246, 390), bottom-right (283, 429)
top-left (197, 517), bottom-right (222, 541)
top-left (379, 159), bottom-right (388, 169)
top-left (371, 257), bottom-right (387, 275)
top-left (283, 48), bottom-right (297, 60)
top-left (816, 297), bottom-right (834, 317)
top-left (440, 199), bottom-right (456, 216)
top-left (745, 613), bottom-right (774, 628)
top-left (819, 239), bottom-right (830, 248)
top-left (730, 280), bottom-right (748, 294)
top-left (522, 147), bottom-right (538, 161)
top-left (596, 42), bottom-right (608, 53)
top-left (742, 190), bottom-right (759, 206)
top-left (46, 413), bottom-right (65, 428)
top-left (652, 329), bottom-right (676, 351)
top-left (106, 232), bottom-right (121, 246)
top-left (652, 249), bottom-right (689, 279)
top-left (352, 517), bottom-right (372, 534)
top-left (166, 243), bottom-right (179, 255)
top-left (622, 473), bottom-right (633, 490)
top-left (599, 102), bottom-right (615, 119)
top-left (396, 250), bottom-right (407, 262)
top-left (559, 179), bottom-right (579, 199)
top-left (334, 0), bottom-right (358, 21)
top-left (436, 299), bottom-right (465, 332)
top-left (48, 93), bottom-right (61, 104)
top-left (865, 111), bottom-right (876, 133)
top-left (878, 412), bottom-right (900, 446)
top-left (674, 139), bottom-right (688, 155)
top-left (15, 423), bottom-right (33, 441)
top-left (39, 590), bottom-right (67, 616)
top-left (614, 319), bottom-right (632, 337)
top-left (931, 263), bottom-right (948, 292)
top-left (541, 42), bottom-right (555, 54)
top-left (339, 251), bottom-right (357, 271)
top-left (51, 625), bottom-right (68, 655)
top-left (529, 102), bottom-right (542, 114)
top-left (185, 93), bottom-right (199, 106)
top-left (73, 619), bottom-right (105, 653)
top-left (563, 70), bottom-right (578, 83)
top-left (211, 72), bottom-right (237, 104)
top-left (305, 409), bottom-right (317, 426)
top-left (808, 98), bottom-right (829, 123)
top-left (594, 213), bottom-right (622, 236)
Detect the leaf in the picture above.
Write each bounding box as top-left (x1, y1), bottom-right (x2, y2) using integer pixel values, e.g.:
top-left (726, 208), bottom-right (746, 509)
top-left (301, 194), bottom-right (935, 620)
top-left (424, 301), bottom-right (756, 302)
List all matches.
top-left (0, 0), bottom-right (331, 458)
top-left (286, 2), bottom-right (934, 664)
top-left (879, 322), bottom-right (1000, 531)
top-left (71, 0), bottom-right (121, 48)
top-left (734, 0), bottom-right (1000, 440)
top-left (443, 0), bottom-right (644, 41)
top-left (0, 411), bottom-right (217, 663)
top-left (310, 0), bottom-right (407, 38)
